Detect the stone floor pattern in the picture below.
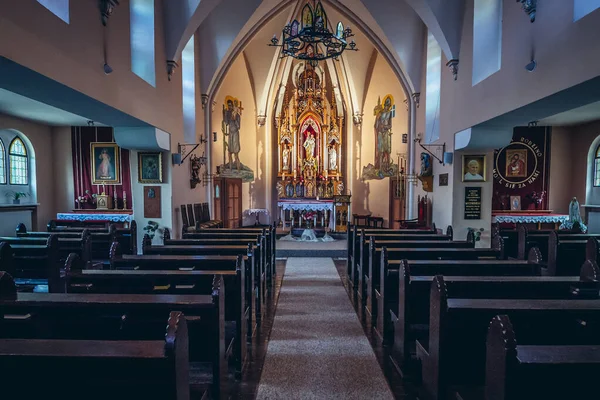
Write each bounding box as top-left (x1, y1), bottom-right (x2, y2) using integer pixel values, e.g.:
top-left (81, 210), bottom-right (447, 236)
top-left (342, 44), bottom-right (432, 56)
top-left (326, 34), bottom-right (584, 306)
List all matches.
top-left (256, 257), bottom-right (394, 399)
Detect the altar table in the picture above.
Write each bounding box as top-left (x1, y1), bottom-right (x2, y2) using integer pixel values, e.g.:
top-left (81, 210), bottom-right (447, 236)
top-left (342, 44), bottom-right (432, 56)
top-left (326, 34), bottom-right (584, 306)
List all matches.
top-left (278, 200), bottom-right (335, 230)
top-left (492, 212), bottom-right (568, 230)
top-left (57, 210), bottom-right (133, 224)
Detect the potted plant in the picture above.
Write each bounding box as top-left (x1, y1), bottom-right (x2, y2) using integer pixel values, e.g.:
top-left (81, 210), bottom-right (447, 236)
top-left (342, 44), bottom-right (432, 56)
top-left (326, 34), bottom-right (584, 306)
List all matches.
top-left (5, 191), bottom-right (29, 205)
top-left (143, 220), bottom-right (164, 244)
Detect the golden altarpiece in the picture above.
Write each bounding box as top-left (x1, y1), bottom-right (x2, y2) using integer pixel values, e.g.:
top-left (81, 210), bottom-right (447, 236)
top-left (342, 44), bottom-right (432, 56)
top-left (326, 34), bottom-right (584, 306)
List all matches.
top-left (276, 63), bottom-right (350, 232)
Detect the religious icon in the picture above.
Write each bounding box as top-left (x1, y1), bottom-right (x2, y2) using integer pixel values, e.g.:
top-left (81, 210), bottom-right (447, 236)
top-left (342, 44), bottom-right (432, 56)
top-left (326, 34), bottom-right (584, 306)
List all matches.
top-left (505, 149), bottom-right (527, 178)
top-left (91, 142), bottom-right (120, 185)
top-left (362, 94), bottom-right (398, 180)
top-left (282, 144), bottom-right (291, 170)
top-left (510, 196), bottom-right (521, 211)
top-left (138, 152), bottom-right (163, 183)
top-left (303, 133), bottom-right (316, 161)
top-left (462, 155), bottom-right (486, 182)
top-left (222, 96), bottom-right (242, 171)
top-left (328, 144), bottom-right (337, 170)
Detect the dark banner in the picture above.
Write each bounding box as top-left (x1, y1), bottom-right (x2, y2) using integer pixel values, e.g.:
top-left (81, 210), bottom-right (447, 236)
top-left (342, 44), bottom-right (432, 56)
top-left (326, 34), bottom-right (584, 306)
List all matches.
top-left (492, 127), bottom-right (550, 210)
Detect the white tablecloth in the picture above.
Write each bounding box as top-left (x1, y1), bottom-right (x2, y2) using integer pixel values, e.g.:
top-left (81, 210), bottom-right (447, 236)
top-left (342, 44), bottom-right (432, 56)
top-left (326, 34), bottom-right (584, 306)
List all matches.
top-left (57, 213), bottom-right (132, 223)
top-left (493, 215), bottom-right (568, 224)
top-left (278, 200), bottom-right (335, 230)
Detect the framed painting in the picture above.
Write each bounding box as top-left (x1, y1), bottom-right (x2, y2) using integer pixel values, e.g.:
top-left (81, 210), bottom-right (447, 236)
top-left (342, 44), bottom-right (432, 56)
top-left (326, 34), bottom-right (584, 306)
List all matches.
top-left (505, 149), bottom-right (527, 178)
top-left (510, 195), bottom-right (521, 211)
top-left (462, 155), bottom-right (486, 182)
top-left (138, 152), bottom-right (163, 183)
top-left (91, 142), bottom-right (121, 185)
top-left (439, 173), bottom-right (449, 187)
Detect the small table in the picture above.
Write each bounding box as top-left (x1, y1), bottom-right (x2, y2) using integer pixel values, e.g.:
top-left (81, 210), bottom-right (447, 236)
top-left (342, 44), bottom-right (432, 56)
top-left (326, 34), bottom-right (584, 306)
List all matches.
top-left (353, 214), bottom-right (370, 227)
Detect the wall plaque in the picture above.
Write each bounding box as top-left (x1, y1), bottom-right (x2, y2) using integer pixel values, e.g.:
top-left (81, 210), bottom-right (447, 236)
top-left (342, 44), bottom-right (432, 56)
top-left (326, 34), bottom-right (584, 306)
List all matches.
top-left (144, 186), bottom-right (162, 218)
top-left (464, 186), bottom-right (482, 220)
top-left (439, 173), bottom-right (449, 186)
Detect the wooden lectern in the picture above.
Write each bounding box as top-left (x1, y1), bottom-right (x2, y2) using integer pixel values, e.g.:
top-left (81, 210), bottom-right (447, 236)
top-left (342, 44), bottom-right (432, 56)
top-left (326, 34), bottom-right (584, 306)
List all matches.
top-left (333, 195), bottom-right (351, 232)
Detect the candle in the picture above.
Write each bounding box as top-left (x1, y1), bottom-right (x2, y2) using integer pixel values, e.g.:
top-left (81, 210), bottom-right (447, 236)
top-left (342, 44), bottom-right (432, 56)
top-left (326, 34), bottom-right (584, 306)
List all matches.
top-left (293, 170), bottom-right (297, 179)
top-left (123, 191), bottom-right (127, 199)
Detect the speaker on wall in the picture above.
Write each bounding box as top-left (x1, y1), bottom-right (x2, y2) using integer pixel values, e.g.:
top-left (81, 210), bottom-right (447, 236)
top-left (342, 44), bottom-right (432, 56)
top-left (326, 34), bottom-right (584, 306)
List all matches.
top-left (443, 152), bottom-right (453, 165)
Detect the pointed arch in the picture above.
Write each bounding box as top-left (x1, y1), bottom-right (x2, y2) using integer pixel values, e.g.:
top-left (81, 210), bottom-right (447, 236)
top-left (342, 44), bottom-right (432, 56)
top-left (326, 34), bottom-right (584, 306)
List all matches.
top-left (0, 138), bottom-right (5, 184)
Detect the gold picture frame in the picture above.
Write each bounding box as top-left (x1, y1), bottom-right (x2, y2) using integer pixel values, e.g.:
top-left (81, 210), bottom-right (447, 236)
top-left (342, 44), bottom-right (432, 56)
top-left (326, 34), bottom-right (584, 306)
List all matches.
top-left (91, 142), bottom-right (121, 185)
top-left (138, 152), bottom-right (163, 183)
top-left (462, 155), bottom-right (486, 182)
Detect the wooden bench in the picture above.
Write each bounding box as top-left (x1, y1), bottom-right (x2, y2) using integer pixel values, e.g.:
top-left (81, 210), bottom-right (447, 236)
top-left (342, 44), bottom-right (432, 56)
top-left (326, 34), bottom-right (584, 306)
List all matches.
top-left (516, 224), bottom-right (600, 260)
top-left (478, 314), bottom-right (600, 400)
top-left (0, 271), bottom-right (226, 399)
top-left (419, 276), bottom-right (600, 400)
top-left (0, 236), bottom-right (61, 291)
top-left (0, 310), bottom-right (191, 400)
top-left (47, 221), bottom-right (118, 262)
top-left (380, 247), bottom-right (544, 355)
top-left (348, 225), bottom-right (452, 289)
top-left (4, 229), bottom-right (92, 268)
top-left (361, 235), bottom-right (503, 322)
top-left (65, 252), bottom-right (249, 377)
top-left (546, 230), bottom-right (600, 275)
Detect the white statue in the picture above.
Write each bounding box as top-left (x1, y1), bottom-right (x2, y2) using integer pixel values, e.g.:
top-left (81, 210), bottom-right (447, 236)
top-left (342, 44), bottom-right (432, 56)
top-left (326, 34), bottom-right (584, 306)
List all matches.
top-left (329, 146), bottom-right (337, 170)
top-left (282, 145), bottom-right (291, 170)
top-left (303, 134), bottom-right (316, 161)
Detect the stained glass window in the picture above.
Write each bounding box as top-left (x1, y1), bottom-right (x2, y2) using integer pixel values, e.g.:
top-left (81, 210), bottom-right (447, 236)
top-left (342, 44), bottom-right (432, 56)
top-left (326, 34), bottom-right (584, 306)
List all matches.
top-left (594, 145), bottom-right (600, 187)
top-left (9, 137), bottom-right (28, 185)
top-left (0, 139), bottom-right (5, 184)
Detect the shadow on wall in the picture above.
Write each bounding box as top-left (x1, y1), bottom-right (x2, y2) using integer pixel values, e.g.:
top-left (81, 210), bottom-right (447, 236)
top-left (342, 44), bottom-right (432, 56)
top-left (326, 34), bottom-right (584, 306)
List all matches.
top-left (353, 139), bottom-right (370, 214)
top-left (0, 129), bottom-right (37, 205)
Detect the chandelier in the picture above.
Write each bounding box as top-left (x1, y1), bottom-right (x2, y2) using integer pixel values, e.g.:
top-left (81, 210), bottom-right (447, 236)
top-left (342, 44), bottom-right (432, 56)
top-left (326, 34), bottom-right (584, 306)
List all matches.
top-left (269, 1), bottom-right (358, 67)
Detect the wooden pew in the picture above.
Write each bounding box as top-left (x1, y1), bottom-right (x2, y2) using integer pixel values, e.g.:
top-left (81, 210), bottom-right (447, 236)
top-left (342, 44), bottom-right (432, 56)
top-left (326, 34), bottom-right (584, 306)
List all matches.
top-left (516, 224), bottom-right (600, 260)
top-left (419, 275), bottom-right (600, 400)
top-left (0, 236), bottom-right (61, 291)
top-left (348, 225), bottom-right (453, 290)
top-left (65, 252), bottom-right (248, 377)
top-left (161, 232), bottom-right (271, 291)
top-left (480, 315), bottom-right (600, 400)
top-left (6, 228), bottom-right (93, 268)
top-left (362, 233), bottom-right (501, 321)
top-left (47, 221), bottom-right (118, 261)
top-left (380, 247), bottom-right (544, 358)
top-left (140, 237), bottom-right (264, 319)
top-left (0, 310), bottom-right (190, 400)
top-left (0, 271), bottom-right (227, 399)
top-left (546, 230), bottom-right (600, 275)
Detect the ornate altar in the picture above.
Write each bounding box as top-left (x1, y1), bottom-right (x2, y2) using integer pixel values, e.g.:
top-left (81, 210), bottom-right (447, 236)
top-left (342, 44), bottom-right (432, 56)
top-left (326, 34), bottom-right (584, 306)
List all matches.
top-left (276, 62), bottom-right (345, 201)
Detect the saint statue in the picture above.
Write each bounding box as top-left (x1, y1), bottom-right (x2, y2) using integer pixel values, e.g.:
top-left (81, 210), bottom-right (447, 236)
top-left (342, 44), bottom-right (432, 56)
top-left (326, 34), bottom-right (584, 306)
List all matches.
top-left (282, 144), bottom-right (291, 170)
top-left (374, 96), bottom-right (393, 171)
top-left (303, 133), bottom-right (316, 161)
top-left (329, 145), bottom-right (337, 170)
top-left (223, 99), bottom-right (241, 170)
top-left (569, 197), bottom-right (582, 225)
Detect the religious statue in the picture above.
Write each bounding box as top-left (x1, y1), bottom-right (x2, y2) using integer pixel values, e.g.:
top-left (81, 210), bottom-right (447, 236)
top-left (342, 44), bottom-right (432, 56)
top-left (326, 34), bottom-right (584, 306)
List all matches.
top-left (328, 144), bottom-right (337, 170)
top-left (375, 96), bottom-right (394, 171)
top-left (276, 181), bottom-right (284, 198)
top-left (303, 133), bottom-right (316, 161)
top-left (336, 180), bottom-right (344, 196)
top-left (282, 144), bottom-right (291, 170)
top-left (223, 97), bottom-right (242, 170)
top-left (560, 197), bottom-right (588, 232)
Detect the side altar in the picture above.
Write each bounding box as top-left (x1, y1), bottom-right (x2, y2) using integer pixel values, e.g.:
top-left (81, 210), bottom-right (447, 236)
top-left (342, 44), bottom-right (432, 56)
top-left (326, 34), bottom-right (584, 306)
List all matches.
top-left (274, 62), bottom-right (350, 232)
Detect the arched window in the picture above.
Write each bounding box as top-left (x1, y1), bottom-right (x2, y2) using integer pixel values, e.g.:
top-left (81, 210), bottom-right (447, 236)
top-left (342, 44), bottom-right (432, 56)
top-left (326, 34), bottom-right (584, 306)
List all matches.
top-left (9, 137), bottom-right (28, 185)
top-left (594, 144), bottom-right (600, 187)
top-left (0, 139), bottom-right (5, 184)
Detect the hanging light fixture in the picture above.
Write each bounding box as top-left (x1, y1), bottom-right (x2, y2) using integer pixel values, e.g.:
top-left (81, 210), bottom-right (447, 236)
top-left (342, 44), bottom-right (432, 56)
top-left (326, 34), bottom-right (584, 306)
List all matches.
top-left (268, 1), bottom-right (358, 67)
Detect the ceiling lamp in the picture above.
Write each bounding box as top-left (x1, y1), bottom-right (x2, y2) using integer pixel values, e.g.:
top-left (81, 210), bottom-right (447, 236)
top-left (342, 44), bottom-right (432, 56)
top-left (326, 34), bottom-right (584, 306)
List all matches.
top-left (268, 1), bottom-right (358, 67)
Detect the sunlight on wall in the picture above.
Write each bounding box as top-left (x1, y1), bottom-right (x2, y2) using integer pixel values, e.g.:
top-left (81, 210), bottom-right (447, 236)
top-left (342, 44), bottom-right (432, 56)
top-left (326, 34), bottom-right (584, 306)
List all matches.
top-left (574, 0), bottom-right (600, 21)
top-left (130, 0), bottom-right (156, 87)
top-left (182, 36), bottom-right (196, 143)
top-left (472, 0), bottom-right (502, 86)
top-left (37, 0), bottom-right (69, 24)
top-left (425, 31), bottom-right (441, 144)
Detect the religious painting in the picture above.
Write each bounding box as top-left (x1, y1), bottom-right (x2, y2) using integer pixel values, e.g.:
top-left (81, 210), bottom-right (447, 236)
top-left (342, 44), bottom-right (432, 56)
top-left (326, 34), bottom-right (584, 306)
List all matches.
top-left (492, 127), bottom-right (550, 210)
top-left (510, 195), bottom-right (521, 211)
top-left (439, 173), bottom-right (449, 186)
top-left (217, 95), bottom-right (254, 183)
top-left (505, 149), bottom-right (527, 178)
top-left (138, 152), bottom-right (163, 184)
top-left (91, 142), bottom-right (121, 185)
top-left (462, 155), bottom-right (486, 182)
top-left (362, 94), bottom-right (399, 180)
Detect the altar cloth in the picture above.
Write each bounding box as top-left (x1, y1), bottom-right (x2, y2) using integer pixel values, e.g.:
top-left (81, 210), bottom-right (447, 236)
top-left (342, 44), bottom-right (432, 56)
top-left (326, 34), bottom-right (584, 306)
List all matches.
top-left (57, 212), bottom-right (132, 223)
top-left (493, 214), bottom-right (568, 224)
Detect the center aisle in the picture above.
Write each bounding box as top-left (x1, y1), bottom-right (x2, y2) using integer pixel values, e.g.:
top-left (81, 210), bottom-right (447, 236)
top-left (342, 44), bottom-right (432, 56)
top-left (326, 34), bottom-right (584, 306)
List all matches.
top-left (256, 257), bottom-right (394, 399)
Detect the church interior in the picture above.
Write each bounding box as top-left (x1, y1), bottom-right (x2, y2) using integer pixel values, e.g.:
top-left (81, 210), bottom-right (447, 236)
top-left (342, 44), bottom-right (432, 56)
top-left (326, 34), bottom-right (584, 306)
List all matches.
top-left (1, 0), bottom-right (600, 399)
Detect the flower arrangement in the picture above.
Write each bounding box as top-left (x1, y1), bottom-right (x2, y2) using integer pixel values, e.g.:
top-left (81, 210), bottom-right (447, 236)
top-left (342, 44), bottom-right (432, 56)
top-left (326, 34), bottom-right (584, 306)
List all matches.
top-left (526, 191), bottom-right (546, 209)
top-left (75, 190), bottom-right (97, 207)
top-left (467, 227), bottom-right (484, 242)
top-left (143, 220), bottom-right (164, 240)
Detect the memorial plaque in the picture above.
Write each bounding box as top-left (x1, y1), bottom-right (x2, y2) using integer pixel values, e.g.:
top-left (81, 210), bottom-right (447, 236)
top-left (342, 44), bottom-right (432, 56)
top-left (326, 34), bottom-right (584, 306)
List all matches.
top-left (144, 186), bottom-right (162, 218)
top-left (464, 186), bottom-right (481, 220)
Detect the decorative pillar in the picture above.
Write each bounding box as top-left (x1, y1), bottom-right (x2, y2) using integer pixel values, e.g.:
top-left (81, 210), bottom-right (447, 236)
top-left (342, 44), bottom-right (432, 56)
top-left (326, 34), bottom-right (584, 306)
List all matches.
top-left (407, 94), bottom-right (417, 220)
top-left (204, 93), bottom-right (213, 217)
